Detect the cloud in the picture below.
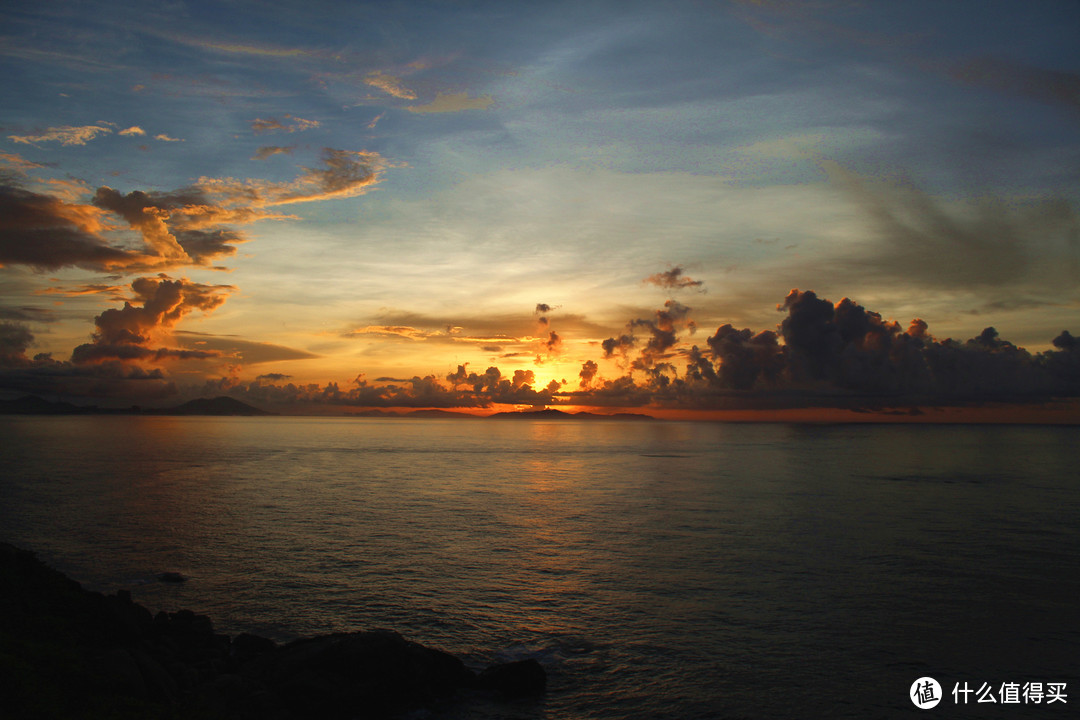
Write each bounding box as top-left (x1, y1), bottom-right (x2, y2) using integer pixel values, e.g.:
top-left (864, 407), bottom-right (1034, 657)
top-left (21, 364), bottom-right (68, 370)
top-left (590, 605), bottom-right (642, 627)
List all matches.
top-left (0, 322), bottom-right (179, 403)
top-left (644, 266), bottom-right (705, 291)
top-left (252, 145), bottom-right (296, 160)
top-left (0, 305), bottom-right (55, 323)
top-left (8, 124), bottom-right (113, 146)
top-left (36, 283), bottom-right (126, 301)
top-left (534, 302), bottom-right (558, 327)
top-left (579, 359), bottom-right (598, 388)
top-left (173, 332), bottom-right (318, 364)
top-left (91, 186), bottom-right (272, 267)
top-left (0, 183), bottom-right (139, 271)
top-left (198, 147), bottom-right (388, 207)
top-left (0, 152), bottom-right (48, 173)
top-left (365, 71), bottom-right (417, 100)
top-left (19, 287), bottom-right (1075, 412)
top-left (119, 126), bottom-right (146, 136)
top-left (604, 299), bottom-right (696, 370)
top-left (251, 115), bottom-right (321, 134)
top-left (70, 275), bottom-right (234, 365)
top-left (566, 288), bottom-right (1080, 411)
top-left (154, 134), bottom-right (185, 142)
top-left (950, 57), bottom-right (1080, 117)
top-left (407, 92), bottom-right (494, 114)
top-left (206, 364), bottom-right (556, 410)
top-left (0, 321), bottom-right (34, 365)
top-left (821, 160), bottom-right (1080, 290)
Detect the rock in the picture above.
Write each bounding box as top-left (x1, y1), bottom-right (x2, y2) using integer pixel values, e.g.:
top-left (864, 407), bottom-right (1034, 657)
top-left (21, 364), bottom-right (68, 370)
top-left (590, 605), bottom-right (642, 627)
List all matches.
top-left (0, 542), bottom-right (547, 719)
top-left (477, 658), bottom-right (548, 697)
top-left (264, 630), bottom-right (476, 718)
top-left (158, 571), bottom-right (186, 583)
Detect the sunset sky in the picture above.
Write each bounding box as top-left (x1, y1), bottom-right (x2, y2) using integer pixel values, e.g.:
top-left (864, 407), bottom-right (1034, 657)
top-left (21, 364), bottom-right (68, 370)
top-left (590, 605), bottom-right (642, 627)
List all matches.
top-left (2, 0), bottom-right (1079, 416)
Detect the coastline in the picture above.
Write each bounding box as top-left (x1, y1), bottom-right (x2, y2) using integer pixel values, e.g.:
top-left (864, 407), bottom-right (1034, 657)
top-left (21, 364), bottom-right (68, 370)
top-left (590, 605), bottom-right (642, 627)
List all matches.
top-left (0, 543), bottom-right (545, 719)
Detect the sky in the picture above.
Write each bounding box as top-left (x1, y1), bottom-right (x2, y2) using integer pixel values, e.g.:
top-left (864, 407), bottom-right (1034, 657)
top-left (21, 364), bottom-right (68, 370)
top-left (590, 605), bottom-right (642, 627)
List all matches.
top-left (1, 0), bottom-right (1079, 418)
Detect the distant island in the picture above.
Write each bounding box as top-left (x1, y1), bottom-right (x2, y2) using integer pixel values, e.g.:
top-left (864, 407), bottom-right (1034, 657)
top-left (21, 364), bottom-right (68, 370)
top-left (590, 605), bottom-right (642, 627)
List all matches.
top-left (0, 395), bottom-right (273, 417)
top-left (486, 408), bottom-right (655, 421)
top-left (2, 395), bottom-right (656, 420)
top-left (345, 408), bottom-right (478, 419)
top-left (144, 396), bottom-right (274, 416)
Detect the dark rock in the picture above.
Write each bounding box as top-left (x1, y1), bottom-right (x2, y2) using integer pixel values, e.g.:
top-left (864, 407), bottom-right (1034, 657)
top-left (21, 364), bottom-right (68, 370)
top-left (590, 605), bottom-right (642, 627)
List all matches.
top-left (0, 542), bottom-right (547, 719)
top-left (264, 630), bottom-right (476, 718)
top-left (478, 658), bottom-right (548, 697)
top-left (158, 571), bottom-right (186, 583)
top-left (232, 632), bottom-right (277, 664)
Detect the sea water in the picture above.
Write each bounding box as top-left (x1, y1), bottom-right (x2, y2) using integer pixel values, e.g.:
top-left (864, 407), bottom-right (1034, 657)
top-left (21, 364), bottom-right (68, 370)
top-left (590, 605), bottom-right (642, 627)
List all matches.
top-left (1, 415), bottom-right (1077, 718)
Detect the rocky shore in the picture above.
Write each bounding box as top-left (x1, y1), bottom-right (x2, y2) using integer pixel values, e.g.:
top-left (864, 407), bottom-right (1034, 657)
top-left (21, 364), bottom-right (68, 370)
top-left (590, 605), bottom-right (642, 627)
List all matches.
top-left (0, 543), bottom-right (545, 719)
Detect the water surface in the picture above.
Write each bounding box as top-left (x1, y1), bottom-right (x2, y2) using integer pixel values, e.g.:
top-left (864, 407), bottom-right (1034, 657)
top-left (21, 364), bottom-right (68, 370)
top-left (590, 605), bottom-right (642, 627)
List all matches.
top-left (2, 416), bottom-right (1077, 717)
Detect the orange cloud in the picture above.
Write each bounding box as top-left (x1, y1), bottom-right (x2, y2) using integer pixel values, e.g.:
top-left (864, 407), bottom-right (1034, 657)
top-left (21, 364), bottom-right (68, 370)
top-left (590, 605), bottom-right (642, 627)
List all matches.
top-left (198, 148), bottom-right (388, 207)
top-left (251, 115), bottom-right (320, 133)
top-left (365, 71), bottom-right (417, 100)
top-left (71, 275), bottom-right (235, 365)
top-left (8, 124), bottom-right (112, 146)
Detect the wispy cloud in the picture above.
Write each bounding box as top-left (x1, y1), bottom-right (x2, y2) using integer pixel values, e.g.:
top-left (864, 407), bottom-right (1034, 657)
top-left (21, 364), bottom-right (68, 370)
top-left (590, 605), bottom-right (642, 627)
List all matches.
top-left (365, 71), bottom-right (417, 100)
top-left (8, 124), bottom-right (113, 146)
top-left (949, 57), bottom-right (1080, 117)
top-left (251, 115), bottom-right (320, 133)
top-left (252, 145), bottom-right (296, 160)
top-left (198, 147), bottom-right (389, 207)
top-left (407, 92), bottom-right (494, 113)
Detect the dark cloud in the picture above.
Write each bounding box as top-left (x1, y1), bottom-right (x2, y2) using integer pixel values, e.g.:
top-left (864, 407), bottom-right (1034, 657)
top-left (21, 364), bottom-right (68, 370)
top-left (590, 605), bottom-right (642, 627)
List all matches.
top-left (579, 359), bottom-right (598, 388)
top-left (950, 57), bottom-right (1080, 117)
top-left (611, 299), bottom-right (697, 370)
top-left (644, 266), bottom-right (705, 291)
top-left (0, 322), bottom-right (34, 365)
top-left (174, 332), bottom-right (318, 364)
top-left (207, 363), bottom-right (557, 410)
top-left (0, 322), bottom-right (179, 404)
top-left (92, 186), bottom-right (253, 265)
top-left (705, 324), bottom-right (783, 390)
top-left (535, 303), bottom-right (553, 327)
top-left (0, 178), bottom-right (267, 274)
top-left (602, 334), bottom-right (635, 359)
top-left (0, 305), bottom-right (54, 323)
top-left (0, 183), bottom-right (141, 271)
top-left (823, 161), bottom-right (1080, 290)
top-left (569, 289), bottom-right (1080, 411)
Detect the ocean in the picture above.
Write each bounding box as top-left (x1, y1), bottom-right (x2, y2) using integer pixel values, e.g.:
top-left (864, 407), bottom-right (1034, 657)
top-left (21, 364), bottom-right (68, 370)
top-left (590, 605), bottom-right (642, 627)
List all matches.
top-left (1, 415), bottom-right (1077, 718)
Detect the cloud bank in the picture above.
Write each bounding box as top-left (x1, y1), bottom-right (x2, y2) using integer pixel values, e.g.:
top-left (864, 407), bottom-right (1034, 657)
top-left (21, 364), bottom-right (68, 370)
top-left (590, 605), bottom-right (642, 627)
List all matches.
top-left (171, 290), bottom-right (1080, 414)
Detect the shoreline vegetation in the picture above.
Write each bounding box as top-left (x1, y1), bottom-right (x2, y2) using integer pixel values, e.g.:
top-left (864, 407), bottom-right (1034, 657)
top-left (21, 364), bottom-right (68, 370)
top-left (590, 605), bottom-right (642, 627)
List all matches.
top-left (0, 543), bottom-right (545, 719)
